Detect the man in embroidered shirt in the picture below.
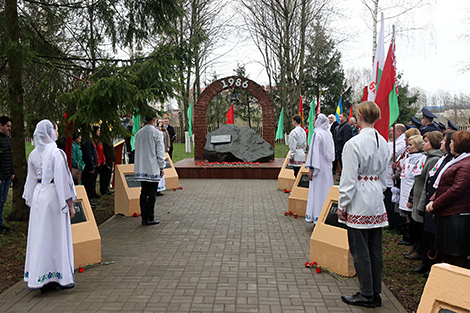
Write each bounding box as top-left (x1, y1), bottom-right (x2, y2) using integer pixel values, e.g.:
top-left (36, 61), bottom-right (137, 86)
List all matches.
top-left (288, 114), bottom-right (306, 177)
top-left (134, 116), bottom-right (166, 226)
top-left (337, 102), bottom-right (391, 309)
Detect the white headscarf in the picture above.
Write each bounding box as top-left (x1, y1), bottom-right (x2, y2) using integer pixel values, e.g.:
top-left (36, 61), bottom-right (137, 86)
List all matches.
top-left (33, 120), bottom-right (58, 183)
top-left (306, 114), bottom-right (335, 173)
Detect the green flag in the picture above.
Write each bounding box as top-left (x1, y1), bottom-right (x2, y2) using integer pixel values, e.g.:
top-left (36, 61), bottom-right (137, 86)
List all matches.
top-left (187, 103), bottom-right (192, 138)
top-left (308, 98), bottom-right (315, 145)
top-left (275, 107), bottom-right (284, 141)
top-left (130, 115), bottom-right (140, 151)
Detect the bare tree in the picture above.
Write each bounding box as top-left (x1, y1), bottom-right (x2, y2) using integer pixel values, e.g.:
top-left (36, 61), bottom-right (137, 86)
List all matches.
top-left (240, 0), bottom-right (332, 122)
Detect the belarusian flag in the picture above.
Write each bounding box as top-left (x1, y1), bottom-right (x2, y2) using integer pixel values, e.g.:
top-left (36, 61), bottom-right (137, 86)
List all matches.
top-left (375, 26), bottom-right (399, 140)
top-left (368, 13), bottom-right (385, 102)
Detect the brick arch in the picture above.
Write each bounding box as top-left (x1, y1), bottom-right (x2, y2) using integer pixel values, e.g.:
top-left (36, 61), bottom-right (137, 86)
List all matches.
top-left (194, 76), bottom-right (275, 160)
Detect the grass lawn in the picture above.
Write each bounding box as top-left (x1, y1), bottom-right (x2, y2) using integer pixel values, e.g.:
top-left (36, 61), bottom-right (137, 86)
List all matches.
top-left (172, 142), bottom-right (289, 162)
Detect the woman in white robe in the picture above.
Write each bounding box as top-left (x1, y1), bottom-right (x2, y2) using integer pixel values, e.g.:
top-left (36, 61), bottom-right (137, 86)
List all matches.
top-left (305, 114), bottom-right (335, 223)
top-left (23, 120), bottom-right (77, 291)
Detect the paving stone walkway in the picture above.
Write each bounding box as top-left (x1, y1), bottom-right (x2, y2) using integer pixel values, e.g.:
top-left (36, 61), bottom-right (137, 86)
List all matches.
top-left (0, 179), bottom-right (406, 313)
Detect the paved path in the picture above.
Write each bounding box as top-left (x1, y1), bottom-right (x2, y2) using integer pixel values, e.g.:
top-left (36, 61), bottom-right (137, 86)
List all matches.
top-left (0, 179), bottom-right (406, 313)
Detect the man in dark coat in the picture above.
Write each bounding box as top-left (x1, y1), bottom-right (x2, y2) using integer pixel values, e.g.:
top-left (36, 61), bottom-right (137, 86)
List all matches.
top-left (164, 118), bottom-right (176, 159)
top-left (101, 140), bottom-right (116, 195)
top-left (81, 132), bottom-right (98, 204)
top-left (335, 113), bottom-right (353, 171)
top-left (420, 108), bottom-right (440, 135)
top-left (0, 116), bottom-right (14, 234)
top-left (328, 114), bottom-right (339, 174)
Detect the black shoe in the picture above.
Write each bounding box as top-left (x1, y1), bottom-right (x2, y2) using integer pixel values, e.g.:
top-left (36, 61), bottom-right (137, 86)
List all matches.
top-left (341, 292), bottom-right (375, 308)
top-left (60, 284), bottom-right (75, 290)
top-left (141, 219), bottom-right (160, 226)
top-left (156, 192), bottom-right (164, 197)
top-left (398, 240), bottom-right (411, 245)
top-left (40, 282), bottom-right (60, 294)
top-left (413, 263), bottom-right (430, 273)
top-left (374, 293), bottom-right (382, 307)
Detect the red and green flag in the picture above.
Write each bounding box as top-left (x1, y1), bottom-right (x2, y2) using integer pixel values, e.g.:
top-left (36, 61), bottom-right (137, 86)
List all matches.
top-left (375, 26), bottom-right (399, 140)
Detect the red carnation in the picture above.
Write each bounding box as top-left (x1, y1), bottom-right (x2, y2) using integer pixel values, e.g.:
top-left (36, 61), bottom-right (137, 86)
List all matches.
top-left (133, 212), bottom-right (139, 217)
top-left (173, 188), bottom-right (176, 191)
top-left (289, 211), bottom-right (293, 215)
top-left (284, 212), bottom-right (288, 216)
top-left (294, 215), bottom-right (298, 219)
top-left (304, 261), bottom-right (310, 268)
top-left (316, 267), bottom-right (321, 273)
top-left (179, 186), bottom-right (183, 190)
top-left (79, 267), bottom-right (84, 273)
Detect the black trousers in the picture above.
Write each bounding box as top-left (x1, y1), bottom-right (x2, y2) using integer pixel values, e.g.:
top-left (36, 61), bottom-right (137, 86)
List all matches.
top-left (140, 181), bottom-right (158, 221)
top-left (384, 188), bottom-right (405, 232)
top-left (100, 163), bottom-right (113, 194)
top-left (82, 169), bottom-right (95, 199)
top-left (348, 227), bottom-right (383, 296)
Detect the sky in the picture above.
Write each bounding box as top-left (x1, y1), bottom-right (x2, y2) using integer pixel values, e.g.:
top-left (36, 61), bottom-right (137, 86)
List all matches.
top-left (205, 0), bottom-right (470, 97)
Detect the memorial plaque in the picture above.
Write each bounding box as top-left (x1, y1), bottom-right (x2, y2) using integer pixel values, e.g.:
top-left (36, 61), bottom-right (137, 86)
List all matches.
top-left (125, 174), bottom-right (141, 188)
top-left (297, 173), bottom-right (309, 188)
top-left (324, 202), bottom-right (347, 230)
top-left (71, 201), bottom-right (87, 225)
top-left (210, 134), bottom-right (232, 144)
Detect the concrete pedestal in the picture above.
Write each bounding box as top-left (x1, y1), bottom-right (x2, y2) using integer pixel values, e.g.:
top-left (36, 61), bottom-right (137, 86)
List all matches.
top-left (309, 186), bottom-right (355, 277)
top-left (72, 185), bottom-right (101, 267)
top-left (418, 263), bottom-right (470, 312)
top-left (277, 153), bottom-right (295, 191)
top-left (164, 153), bottom-right (179, 190)
top-left (287, 165), bottom-right (309, 217)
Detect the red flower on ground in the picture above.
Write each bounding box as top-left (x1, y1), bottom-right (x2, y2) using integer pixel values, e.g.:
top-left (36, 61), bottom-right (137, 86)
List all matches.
top-left (179, 186), bottom-right (183, 190)
top-left (305, 261), bottom-right (310, 268)
top-left (316, 267), bottom-right (322, 273)
top-left (294, 215), bottom-right (298, 218)
top-left (133, 212), bottom-right (139, 217)
top-left (79, 267), bottom-right (84, 273)
top-left (284, 212), bottom-right (288, 216)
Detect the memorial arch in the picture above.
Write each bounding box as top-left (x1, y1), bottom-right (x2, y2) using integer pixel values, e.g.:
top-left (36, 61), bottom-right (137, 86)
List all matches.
top-left (193, 76), bottom-right (275, 160)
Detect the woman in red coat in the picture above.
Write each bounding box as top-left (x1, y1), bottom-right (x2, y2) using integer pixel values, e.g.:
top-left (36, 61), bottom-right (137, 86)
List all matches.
top-left (426, 130), bottom-right (470, 268)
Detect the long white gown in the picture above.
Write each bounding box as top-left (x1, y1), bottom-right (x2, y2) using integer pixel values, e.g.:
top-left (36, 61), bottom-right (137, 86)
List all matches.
top-left (23, 120), bottom-right (77, 289)
top-left (305, 114), bottom-right (336, 223)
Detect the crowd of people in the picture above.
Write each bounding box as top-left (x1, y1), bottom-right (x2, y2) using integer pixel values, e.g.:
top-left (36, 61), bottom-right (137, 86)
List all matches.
top-left (288, 104), bottom-right (470, 309)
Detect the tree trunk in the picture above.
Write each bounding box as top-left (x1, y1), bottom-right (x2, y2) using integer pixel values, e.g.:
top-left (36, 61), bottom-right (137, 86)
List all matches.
top-left (6, 0), bottom-right (29, 220)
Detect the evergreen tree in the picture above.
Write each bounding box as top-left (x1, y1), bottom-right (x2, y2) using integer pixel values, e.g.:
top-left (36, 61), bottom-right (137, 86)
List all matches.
top-left (301, 22), bottom-right (351, 118)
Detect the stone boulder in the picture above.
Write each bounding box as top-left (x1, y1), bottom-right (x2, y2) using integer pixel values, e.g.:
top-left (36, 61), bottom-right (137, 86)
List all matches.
top-left (203, 124), bottom-right (274, 162)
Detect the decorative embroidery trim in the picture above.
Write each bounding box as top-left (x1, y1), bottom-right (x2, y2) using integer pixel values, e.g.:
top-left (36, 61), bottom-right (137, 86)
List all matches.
top-left (134, 173), bottom-right (160, 180)
top-left (346, 212), bottom-right (388, 225)
top-left (24, 272), bottom-right (29, 278)
top-left (357, 175), bottom-right (379, 181)
top-left (37, 272), bottom-right (63, 283)
top-left (288, 160), bottom-right (305, 165)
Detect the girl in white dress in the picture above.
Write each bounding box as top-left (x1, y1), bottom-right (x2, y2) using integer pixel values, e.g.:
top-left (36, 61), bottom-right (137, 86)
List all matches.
top-left (304, 114), bottom-right (335, 223)
top-left (23, 120), bottom-right (77, 292)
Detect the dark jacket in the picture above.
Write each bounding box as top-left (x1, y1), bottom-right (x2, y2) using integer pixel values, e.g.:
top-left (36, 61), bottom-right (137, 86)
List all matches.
top-left (431, 156), bottom-right (470, 216)
top-left (335, 122), bottom-right (352, 153)
top-left (0, 132), bottom-right (14, 180)
top-left (103, 142), bottom-right (116, 165)
top-left (166, 125), bottom-right (176, 147)
top-left (330, 121), bottom-right (339, 140)
top-left (420, 123), bottom-right (440, 135)
top-left (81, 138), bottom-right (98, 171)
